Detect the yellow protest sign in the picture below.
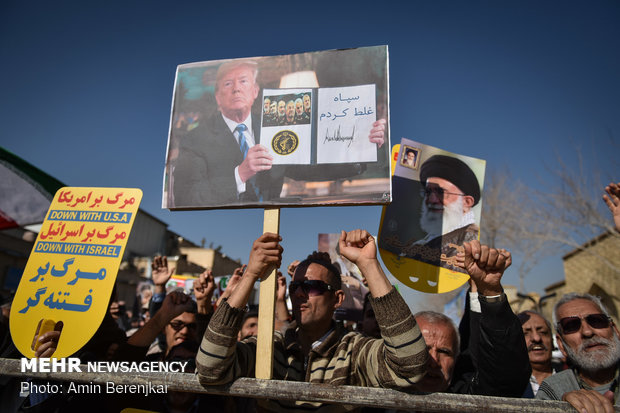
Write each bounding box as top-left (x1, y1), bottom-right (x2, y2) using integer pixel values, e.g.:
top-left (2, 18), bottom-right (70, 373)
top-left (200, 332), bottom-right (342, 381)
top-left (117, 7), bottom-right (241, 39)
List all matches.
top-left (10, 187), bottom-right (142, 358)
top-left (377, 248), bottom-right (470, 293)
top-left (390, 144), bottom-right (400, 175)
top-left (379, 139), bottom-right (485, 293)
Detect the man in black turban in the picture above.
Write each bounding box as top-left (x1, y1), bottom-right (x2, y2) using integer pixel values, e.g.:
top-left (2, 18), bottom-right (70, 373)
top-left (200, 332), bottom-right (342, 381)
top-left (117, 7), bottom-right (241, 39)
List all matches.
top-left (413, 154), bottom-right (481, 271)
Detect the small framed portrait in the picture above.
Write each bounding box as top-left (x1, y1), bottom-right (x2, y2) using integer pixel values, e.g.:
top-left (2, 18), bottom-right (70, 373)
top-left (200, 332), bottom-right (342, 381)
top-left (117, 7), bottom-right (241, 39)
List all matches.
top-left (400, 145), bottom-right (420, 170)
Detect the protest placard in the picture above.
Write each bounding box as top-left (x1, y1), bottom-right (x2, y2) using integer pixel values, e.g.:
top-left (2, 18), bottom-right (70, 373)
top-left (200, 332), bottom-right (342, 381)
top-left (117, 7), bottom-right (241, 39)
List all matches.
top-left (378, 139), bottom-right (486, 293)
top-left (10, 187), bottom-right (142, 358)
top-left (163, 46), bottom-right (390, 209)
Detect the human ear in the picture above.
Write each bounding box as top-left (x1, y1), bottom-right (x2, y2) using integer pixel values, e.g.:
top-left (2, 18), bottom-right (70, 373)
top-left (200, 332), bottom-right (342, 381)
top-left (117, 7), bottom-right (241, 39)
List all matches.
top-left (333, 290), bottom-right (345, 309)
top-left (556, 334), bottom-right (568, 358)
top-left (463, 195), bottom-right (475, 209)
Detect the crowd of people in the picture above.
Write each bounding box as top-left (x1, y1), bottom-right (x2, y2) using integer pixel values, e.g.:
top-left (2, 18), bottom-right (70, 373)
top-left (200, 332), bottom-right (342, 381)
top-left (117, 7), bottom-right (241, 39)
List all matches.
top-left (0, 182), bottom-right (618, 412)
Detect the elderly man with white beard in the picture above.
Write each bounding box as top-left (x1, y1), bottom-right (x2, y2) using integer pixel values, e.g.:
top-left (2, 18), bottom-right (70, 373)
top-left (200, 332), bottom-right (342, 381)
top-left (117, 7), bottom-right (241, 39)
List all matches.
top-left (537, 293), bottom-right (620, 412)
top-left (405, 154), bottom-right (481, 272)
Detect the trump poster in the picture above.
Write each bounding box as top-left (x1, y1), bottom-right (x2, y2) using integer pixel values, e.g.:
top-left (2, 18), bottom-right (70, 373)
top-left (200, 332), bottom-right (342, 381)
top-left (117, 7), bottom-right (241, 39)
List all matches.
top-left (163, 46), bottom-right (390, 210)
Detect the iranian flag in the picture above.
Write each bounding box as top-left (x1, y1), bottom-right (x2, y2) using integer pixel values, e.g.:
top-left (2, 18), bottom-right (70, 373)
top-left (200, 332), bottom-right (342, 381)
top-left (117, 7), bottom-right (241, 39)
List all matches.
top-left (0, 147), bottom-right (64, 229)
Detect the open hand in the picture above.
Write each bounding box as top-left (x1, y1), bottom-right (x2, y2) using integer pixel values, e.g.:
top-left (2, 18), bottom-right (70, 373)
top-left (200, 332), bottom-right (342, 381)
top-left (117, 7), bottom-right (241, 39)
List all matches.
top-left (152, 256), bottom-right (174, 292)
top-left (603, 182), bottom-right (620, 233)
top-left (368, 119), bottom-right (386, 148)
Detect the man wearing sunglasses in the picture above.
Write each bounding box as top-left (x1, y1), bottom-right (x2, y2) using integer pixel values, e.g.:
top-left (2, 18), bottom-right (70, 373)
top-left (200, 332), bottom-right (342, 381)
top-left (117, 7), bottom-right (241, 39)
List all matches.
top-left (165, 310), bottom-right (199, 354)
top-left (536, 293), bottom-right (620, 411)
top-left (197, 230), bottom-right (429, 411)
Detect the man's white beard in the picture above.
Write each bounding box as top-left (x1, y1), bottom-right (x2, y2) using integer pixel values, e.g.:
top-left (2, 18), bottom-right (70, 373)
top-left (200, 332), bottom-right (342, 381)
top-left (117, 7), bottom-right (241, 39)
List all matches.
top-left (561, 333), bottom-right (620, 373)
top-left (419, 197), bottom-right (466, 238)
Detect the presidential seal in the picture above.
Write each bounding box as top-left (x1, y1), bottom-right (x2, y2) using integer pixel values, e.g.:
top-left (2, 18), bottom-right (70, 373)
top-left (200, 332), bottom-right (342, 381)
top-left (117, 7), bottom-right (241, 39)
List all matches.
top-left (271, 130), bottom-right (299, 155)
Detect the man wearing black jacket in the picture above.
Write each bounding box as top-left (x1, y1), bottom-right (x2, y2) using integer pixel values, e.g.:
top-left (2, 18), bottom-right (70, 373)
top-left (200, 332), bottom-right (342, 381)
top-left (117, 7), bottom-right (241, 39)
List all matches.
top-left (413, 240), bottom-right (531, 396)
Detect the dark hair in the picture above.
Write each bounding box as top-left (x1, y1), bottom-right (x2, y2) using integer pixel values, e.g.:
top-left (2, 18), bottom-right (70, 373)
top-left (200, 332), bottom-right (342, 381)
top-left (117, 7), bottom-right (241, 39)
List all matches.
top-left (297, 256), bottom-right (341, 291)
top-left (242, 309), bottom-right (259, 324)
top-left (187, 299), bottom-right (198, 314)
top-left (517, 310), bottom-right (552, 332)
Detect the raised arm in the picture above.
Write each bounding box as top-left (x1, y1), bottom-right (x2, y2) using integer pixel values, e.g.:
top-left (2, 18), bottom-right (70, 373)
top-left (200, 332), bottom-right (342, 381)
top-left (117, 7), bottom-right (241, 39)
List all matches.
top-left (193, 269), bottom-right (215, 315)
top-left (275, 271), bottom-right (290, 328)
top-left (196, 233), bottom-right (282, 386)
top-left (603, 182), bottom-right (620, 232)
top-left (338, 229), bottom-right (391, 297)
top-left (149, 255), bottom-right (174, 317)
top-left (128, 291), bottom-right (194, 348)
top-left (216, 264), bottom-right (245, 308)
top-left (339, 229), bottom-right (428, 388)
top-left (226, 233), bottom-right (282, 309)
top-left (457, 240), bottom-right (530, 397)
top-left (461, 240), bottom-right (511, 297)
top-left (152, 256), bottom-right (174, 295)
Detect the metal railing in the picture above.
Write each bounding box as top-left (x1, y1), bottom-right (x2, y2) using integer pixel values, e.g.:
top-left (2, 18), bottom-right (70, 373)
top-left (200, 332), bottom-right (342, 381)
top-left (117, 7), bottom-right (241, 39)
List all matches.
top-left (1, 358), bottom-right (615, 412)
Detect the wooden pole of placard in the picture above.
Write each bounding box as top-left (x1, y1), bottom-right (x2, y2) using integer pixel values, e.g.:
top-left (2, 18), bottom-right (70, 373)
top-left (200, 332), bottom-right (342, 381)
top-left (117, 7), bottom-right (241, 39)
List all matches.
top-left (255, 207), bottom-right (280, 379)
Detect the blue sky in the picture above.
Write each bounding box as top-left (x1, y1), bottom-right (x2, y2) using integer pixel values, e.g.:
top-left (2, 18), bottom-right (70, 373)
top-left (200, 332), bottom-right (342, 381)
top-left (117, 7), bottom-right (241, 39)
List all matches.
top-left (1, 0), bottom-right (618, 299)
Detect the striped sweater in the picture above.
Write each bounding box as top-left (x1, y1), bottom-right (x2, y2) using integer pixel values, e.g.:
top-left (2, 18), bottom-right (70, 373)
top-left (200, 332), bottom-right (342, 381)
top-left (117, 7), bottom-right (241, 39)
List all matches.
top-left (196, 288), bottom-right (428, 412)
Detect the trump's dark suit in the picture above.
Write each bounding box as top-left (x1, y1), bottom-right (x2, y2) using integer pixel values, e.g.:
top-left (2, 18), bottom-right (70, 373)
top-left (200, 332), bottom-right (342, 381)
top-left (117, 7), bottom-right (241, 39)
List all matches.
top-left (172, 111), bottom-right (284, 208)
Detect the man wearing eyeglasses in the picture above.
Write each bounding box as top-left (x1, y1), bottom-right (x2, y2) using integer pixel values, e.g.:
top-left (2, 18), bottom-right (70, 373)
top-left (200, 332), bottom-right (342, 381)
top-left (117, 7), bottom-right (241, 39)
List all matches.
top-left (536, 293), bottom-right (620, 411)
top-left (405, 154), bottom-right (481, 272)
top-left (196, 230), bottom-right (429, 411)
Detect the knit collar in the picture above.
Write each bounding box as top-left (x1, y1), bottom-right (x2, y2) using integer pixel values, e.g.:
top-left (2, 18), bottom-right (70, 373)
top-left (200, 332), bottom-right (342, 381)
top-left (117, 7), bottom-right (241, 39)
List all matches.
top-left (284, 321), bottom-right (344, 358)
top-left (575, 363), bottom-right (620, 403)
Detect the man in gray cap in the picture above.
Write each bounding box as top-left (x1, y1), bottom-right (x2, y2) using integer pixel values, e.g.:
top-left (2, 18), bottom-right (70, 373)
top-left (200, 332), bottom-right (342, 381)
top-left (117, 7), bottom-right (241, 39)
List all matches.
top-left (410, 154), bottom-right (481, 271)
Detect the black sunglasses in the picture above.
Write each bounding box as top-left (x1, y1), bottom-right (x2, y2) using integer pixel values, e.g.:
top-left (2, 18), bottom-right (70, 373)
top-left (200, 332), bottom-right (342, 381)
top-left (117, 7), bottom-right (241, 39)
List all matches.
top-left (169, 321), bottom-right (197, 331)
top-left (289, 280), bottom-right (335, 297)
top-left (558, 314), bottom-right (612, 334)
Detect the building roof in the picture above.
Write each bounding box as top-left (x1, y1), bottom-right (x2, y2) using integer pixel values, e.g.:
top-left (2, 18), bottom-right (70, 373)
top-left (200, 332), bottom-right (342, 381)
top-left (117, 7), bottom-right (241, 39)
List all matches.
top-left (544, 279), bottom-right (566, 293)
top-left (562, 231), bottom-right (615, 260)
